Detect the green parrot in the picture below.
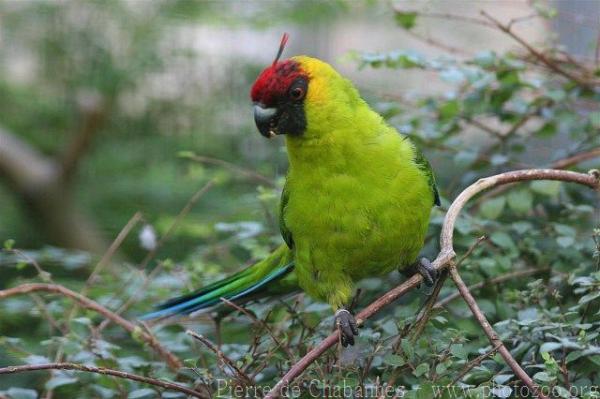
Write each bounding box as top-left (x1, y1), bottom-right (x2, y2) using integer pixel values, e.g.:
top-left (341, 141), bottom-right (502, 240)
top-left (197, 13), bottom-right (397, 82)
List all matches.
top-left (143, 35), bottom-right (440, 346)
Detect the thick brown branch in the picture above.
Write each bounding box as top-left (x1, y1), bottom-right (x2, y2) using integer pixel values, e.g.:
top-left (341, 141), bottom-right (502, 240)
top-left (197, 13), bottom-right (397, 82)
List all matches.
top-left (0, 363), bottom-right (206, 398)
top-left (0, 283), bottom-right (182, 371)
top-left (264, 169), bottom-right (598, 399)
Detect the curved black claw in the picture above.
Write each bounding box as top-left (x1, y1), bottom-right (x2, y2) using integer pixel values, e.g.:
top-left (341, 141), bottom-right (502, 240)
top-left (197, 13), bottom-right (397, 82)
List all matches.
top-left (335, 308), bottom-right (359, 347)
top-left (417, 257), bottom-right (438, 287)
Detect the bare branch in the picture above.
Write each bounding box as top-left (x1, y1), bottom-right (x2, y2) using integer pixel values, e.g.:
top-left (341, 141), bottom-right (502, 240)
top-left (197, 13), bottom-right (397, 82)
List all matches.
top-left (447, 342), bottom-right (502, 390)
top-left (220, 297), bottom-right (297, 362)
top-left (434, 267), bottom-right (549, 309)
top-left (448, 265), bottom-right (545, 398)
top-left (186, 154), bottom-right (275, 187)
top-left (0, 283), bottom-right (182, 370)
top-left (480, 11), bottom-right (593, 87)
top-left (98, 180), bottom-right (215, 332)
top-left (187, 330), bottom-right (253, 386)
top-left (552, 148), bottom-right (600, 170)
top-left (0, 363), bottom-right (206, 398)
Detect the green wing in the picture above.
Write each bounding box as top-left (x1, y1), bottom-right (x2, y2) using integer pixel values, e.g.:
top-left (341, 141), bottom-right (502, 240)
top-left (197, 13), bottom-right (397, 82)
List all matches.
top-left (279, 179), bottom-right (294, 248)
top-left (413, 145), bottom-right (441, 206)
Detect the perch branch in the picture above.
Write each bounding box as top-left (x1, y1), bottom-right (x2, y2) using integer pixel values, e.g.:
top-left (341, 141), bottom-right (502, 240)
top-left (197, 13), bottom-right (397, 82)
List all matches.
top-left (0, 363), bottom-right (206, 398)
top-left (448, 265), bottom-right (543, 396)
top-left (0, 283), bottom-right (182, 371)
top-left (187, 330), bottom-right (253, 386)
top-left (264, 169), bottom-right (598, 399)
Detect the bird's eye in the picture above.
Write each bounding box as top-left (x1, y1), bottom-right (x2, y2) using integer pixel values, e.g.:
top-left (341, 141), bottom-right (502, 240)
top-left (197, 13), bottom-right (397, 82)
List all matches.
top-left (290, 87), bottom-right (305, 100)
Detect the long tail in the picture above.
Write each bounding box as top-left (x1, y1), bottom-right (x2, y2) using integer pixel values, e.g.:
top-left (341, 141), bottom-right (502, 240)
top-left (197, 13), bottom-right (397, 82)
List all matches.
top-left (141, 244), bottom-right (295, 320)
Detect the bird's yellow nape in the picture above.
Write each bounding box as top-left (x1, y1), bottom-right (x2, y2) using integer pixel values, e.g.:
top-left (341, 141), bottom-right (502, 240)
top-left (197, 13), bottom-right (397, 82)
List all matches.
top-left (291, 56), bottom-right (343, 106)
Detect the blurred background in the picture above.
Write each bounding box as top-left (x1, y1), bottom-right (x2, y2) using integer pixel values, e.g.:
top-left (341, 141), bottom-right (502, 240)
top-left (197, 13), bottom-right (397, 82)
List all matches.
top-left (1, 1), bottom-right (599, 397)
top-left (1, 0), bottom-right (596, 259)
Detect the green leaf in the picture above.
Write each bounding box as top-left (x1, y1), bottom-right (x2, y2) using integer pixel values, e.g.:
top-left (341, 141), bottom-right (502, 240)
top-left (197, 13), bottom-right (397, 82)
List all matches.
top-left (518, 307), bottom-right (538, 322)
top-left (413, 362), bottom-right (430, 377)
top-left (556, 236), bottom-right (574, 248)
top-left (579, 291), bottom-right (600, 305)
top-left (480, 197), bottom-right (506, 219)
top-left (531, 180), bottom-right (560, 197)
top-left (3, 239), bottom-right (15, 250)
top-left (395, 11), bottom-right (418, 30)
top-left (450, 344), bottom-right (468, 360)
top-left (540, 342), bottom-right (562, 353)
top-left (383, 353), bottom-right (405, 367)
top-left (507, 189), bottom-right (533, 215)
top-left (553, 386), bottom-right (570, 398)
top-left (589, 111), bottom-right (600, 128)
top-left (535, 121), bottom-right (556, 137)
top-left (533, 371), bottom-right (555, 383)
top-left (490, 231), bottom-right (516, 252)
top-left (128, 389), bottom-right (158, 399)
top-left (45, 375), bottom-right (78, 390)
top-left (6, 388), bottom-right (37, 399)
top-left (439, 100), bottom-right (460, 120)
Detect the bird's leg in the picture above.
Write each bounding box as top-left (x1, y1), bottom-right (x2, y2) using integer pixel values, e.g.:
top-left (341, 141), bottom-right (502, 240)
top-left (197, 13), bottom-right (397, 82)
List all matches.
top-left (335, 308), bottom-right (359, 347)
top-left (416, 257), bottom-right (438, 287)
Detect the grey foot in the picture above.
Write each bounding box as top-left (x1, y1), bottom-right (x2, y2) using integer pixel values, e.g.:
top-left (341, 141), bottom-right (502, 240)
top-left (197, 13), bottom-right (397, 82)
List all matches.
top-left (417, 257), bottom-right (438, 287)
top-left (335, 308), bottom-right (359, 347)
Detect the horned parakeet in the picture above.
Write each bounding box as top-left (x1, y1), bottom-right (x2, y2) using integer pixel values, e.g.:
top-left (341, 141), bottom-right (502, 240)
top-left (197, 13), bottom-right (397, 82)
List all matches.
top-left (144, 35), bottom-right (440, 346)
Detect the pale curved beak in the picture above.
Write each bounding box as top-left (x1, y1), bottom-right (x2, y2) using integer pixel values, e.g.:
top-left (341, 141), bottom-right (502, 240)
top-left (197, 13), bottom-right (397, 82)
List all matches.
top-left (253, 103), bottom-right (278, 138)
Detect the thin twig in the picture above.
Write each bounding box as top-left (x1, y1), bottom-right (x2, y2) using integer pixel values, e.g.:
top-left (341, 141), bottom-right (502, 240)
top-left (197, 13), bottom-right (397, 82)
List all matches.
top-left (434, 267), bottom-right (549, 309)
top-left (552, 148), bottom-right (600, 170)
top-left (480, 10), bottom-right (591, 87)
top-left (220, 297), bottom-right (297, 362)
top-left (186, 154), bottom-right (275, 187)
top-left (98, 180), bottom-right (215, 331)
top-left (0, 283), bottom-right (182, 370)
top-left (187, 330), bottom-right (253, 386)
top-left (448, 265), bottom-right (545, 398)
top-left (0, 363), bottom-right (206, 398)
top-left (447, 342), bottom-right (502, 389)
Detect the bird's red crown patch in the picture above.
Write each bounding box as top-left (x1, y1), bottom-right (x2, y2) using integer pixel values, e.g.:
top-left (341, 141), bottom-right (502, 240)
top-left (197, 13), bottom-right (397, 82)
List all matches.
top-left (250, 33), bottom-right (306, 106)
